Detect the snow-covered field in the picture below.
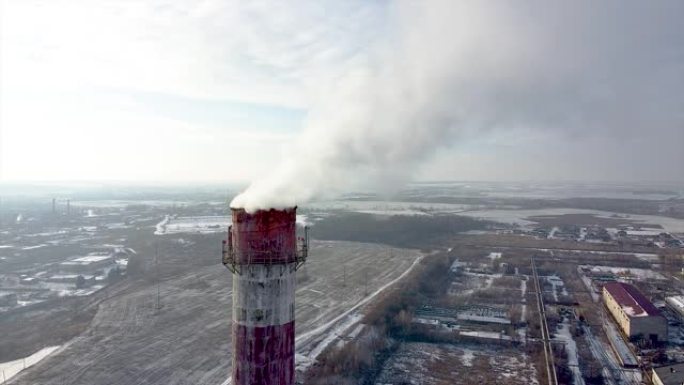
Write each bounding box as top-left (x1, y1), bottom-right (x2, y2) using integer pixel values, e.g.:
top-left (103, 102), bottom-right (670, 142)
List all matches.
top-left (458, 207), bottom-right (684, 233)
top-left (404, 182), bottom-right (683, 201)
top-left (9, 241), bottom-right (422, 385)
top-left (71, 200), bottom-right (221, 208)
top-left (294, 253), bottom-right (425, 374)
top-left (304, 200), bottom-right (473, 216)
top-left (375, 342), bottom-right (538, 385)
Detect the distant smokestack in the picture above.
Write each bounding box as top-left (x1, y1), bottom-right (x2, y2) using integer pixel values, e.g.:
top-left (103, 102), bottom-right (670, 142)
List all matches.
top-left (223, 207), bottom-right (308, 385)
top-left (66, 199), bottom-right (71, 216)
top-left (52, 198), bottom-right (56, 215)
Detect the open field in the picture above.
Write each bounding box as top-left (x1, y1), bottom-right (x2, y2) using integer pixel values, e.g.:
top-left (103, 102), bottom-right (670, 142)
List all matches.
top-left (458, 208), bottom-right (684, 233)
top-left (6, 241), bottom-right (421, 385)
top-left (375, 342), bottom-right (539, 385)
top-left (526, 213), bottom-right (663, 229)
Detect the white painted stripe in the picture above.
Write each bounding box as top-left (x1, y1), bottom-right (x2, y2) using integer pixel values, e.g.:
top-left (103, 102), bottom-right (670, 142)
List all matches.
top-left (233, 264), bottom-right (296, 327)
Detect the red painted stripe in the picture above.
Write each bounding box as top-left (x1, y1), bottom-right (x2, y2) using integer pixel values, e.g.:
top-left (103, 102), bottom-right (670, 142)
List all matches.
top-left (231, 208), bottom-right (297, 264)
top-left (232, 321), bottom-right (295, 385)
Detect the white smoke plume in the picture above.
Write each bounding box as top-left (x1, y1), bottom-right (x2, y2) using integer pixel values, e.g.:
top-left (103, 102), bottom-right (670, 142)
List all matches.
top-left (231, 0), bottom-right (684, 212)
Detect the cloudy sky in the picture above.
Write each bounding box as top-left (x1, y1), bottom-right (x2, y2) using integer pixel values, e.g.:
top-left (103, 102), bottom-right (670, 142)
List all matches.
top-left (1, 0), bottom-right (683, 186)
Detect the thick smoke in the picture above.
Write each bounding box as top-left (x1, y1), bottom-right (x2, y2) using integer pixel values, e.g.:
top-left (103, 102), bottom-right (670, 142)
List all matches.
top-left (231, 0), bottom-right (684, 212)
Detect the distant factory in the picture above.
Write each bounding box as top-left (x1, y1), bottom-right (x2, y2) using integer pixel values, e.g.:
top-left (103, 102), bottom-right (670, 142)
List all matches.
top-left (602, 282), bottom-right (667, 343)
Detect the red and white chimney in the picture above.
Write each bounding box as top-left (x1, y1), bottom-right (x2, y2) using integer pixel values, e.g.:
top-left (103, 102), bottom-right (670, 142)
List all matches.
top-left (223, 207), bottom-right (307, 385)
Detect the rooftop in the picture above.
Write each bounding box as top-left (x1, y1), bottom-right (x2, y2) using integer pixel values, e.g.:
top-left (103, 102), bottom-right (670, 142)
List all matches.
top-left (653, 362), bottom-right (684, 385)
top-left (603, 282), bottom-right (661, 317)
top-left (60, 255), bottom-right (112, 265)
top-left (667, 296), bottom-right (684, 310)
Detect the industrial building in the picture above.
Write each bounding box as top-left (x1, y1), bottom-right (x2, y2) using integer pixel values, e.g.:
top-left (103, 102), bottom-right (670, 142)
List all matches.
top-left (666, 295), bottom-right (684, 322)
top-left (602, 282), bottom-right (667, 342)
top-left (59, 254), bottom-right (114, 273)
top-left (652, 362), bottom-right (684, 385)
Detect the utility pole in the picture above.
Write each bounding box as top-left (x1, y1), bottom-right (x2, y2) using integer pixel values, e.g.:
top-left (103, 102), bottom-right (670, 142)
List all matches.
top-left (364, 270), bottom-right (369, 296)
top-left (343, 265), bottom-right (346, 287)
top-left (155, 242), bottom-right (161, 311)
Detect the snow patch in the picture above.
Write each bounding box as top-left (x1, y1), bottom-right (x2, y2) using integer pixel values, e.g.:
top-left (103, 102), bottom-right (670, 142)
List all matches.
top-left (488, 252), bottom-right (502, 260)
top-left (461, 349), bottom-right (475, 367)
top-left (0, 346), bottom-right (61, 382)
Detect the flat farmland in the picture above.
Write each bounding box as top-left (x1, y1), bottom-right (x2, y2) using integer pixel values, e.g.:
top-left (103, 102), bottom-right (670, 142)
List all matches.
top-left (8, 241), bottom-right (421, 385)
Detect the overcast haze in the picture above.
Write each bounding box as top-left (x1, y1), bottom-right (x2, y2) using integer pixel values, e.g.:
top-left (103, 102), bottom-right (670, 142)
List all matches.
top-left (1, 0), bottom-right (683, 189)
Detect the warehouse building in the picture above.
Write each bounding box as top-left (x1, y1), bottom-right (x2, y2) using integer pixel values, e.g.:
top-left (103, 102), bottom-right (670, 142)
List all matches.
top-left (602, 282), bottom-right (667, 343)
top-left (59, 254), bottom-right (114, 273)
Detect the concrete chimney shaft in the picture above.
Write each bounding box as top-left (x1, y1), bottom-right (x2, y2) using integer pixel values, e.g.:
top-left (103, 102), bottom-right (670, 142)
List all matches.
top-left (228, 207), bottom-right (298, 385)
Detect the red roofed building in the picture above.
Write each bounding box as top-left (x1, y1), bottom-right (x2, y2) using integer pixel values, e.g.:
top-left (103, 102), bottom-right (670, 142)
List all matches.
top-left (602, 282), bottom-right (667, 343)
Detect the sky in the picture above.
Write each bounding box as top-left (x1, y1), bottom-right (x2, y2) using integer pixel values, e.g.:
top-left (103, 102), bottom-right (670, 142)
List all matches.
top-left (1, 0), bottom-right (683, 187)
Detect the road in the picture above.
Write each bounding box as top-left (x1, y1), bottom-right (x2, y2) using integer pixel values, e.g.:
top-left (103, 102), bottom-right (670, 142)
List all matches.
top-left (532, 258), bottom-right (558, 385)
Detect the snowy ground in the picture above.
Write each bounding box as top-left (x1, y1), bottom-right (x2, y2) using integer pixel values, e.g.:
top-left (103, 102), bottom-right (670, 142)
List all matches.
top-left (0, 346), bottom-right (61, 383)
top-left (294, 253), bottom-right (425, 374)
top-left (458, 207), bottom-right (684, 233)
top-left (519, 277), bottom-right (528, 340)
top-left (583, 324), bottom-right (642, 385)
top-left (554, 319), bottom-right (585, 385)
top-left (71, 200), bottom-right (215, 208)
top-left (8, 241), bottom-right (421, 385)
top-left (547, 275), bottom-right (568, 302)
top-left (448, 271), bottom-right (502, 296)
top-left (548, 227), bottom-right (560, 239)
top-left (580, 265), bottom-right (667, 281)
top-left (375, 342), bottom-right (538, 385)
top-left (488, 252), bottom-right (502, 260)
top-left (304, 200), bottom-right (472, 216)
top-left (578, 268), bottom-right (600, 302)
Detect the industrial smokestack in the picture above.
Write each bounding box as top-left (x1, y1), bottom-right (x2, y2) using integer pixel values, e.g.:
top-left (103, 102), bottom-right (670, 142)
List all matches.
top-left (52, 198), bottom-right (56, 215)
top-left (66, 199), bottom-right (71, 216)
top-left (223, 207), bottom-right (308, 385)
